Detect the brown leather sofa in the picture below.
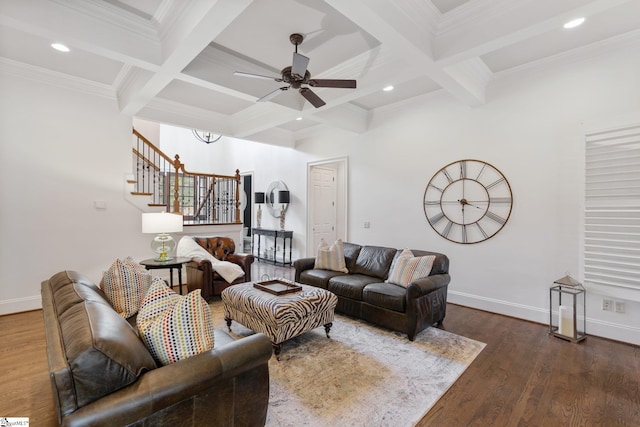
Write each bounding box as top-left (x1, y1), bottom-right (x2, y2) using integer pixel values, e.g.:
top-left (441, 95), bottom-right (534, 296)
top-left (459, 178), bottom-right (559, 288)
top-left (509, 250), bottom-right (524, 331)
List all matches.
top-left (294, 243), bottom-right (450, 340)
top-left (185, 236), bottom-right (255, 300)
top-left (42, 270), bottom-right (271, 427)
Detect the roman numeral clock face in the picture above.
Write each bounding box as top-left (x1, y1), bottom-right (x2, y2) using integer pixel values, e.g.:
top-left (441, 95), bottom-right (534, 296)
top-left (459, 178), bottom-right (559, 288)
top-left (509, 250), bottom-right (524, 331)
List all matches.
top-left (423, 160), bottom-right (513, 244)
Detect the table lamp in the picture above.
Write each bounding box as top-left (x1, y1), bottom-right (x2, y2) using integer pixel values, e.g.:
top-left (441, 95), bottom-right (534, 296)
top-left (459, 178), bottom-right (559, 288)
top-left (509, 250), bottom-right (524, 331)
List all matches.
top-left (278, 190), bottom-right (290, 231)
top-left (142, 212), bottom-right (183, 261)
top-left (255, 192), bottom-right (265, 228)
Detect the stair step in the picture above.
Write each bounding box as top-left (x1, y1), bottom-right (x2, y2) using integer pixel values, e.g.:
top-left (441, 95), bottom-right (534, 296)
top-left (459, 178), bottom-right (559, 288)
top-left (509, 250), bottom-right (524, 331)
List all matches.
top-left (131, 192), bottom-right (153, 196)
top-left (148, 203), bottom-right (167, 207)
top-left (127, 179), bottom-right (137, 184)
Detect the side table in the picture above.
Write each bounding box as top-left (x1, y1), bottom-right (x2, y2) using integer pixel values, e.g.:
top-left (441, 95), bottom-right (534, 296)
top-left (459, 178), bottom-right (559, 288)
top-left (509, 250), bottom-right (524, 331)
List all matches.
top-left (140, 257), bottom-right (191, 295)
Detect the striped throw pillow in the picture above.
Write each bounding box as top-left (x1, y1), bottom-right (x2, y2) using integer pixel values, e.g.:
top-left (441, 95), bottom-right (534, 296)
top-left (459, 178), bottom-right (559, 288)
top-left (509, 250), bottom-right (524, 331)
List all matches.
top-left (100, 257), bottom-right (152, 318)
top-left (314, 239), bottom-right (349, 273)
top-left (386, 249), bottom-right (435, 287)
top-left (137, 278), bottom-right (215, 366)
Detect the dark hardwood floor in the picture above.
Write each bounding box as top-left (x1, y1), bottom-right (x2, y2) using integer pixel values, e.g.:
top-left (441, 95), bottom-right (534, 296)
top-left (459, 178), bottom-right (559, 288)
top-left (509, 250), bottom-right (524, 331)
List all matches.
top-left (1, 262), bottom-right (638, 426)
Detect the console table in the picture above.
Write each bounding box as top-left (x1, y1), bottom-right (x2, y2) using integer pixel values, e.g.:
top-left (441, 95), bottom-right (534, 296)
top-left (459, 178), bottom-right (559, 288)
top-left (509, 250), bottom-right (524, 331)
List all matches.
top-left (251, 228), bottom-right (293, 266)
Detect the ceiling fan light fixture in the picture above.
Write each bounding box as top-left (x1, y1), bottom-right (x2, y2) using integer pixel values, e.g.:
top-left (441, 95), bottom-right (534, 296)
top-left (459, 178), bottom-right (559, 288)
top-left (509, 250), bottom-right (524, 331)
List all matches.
top-left (234, 33), bottom-right (356, 108)
top-left (563, 17), bottom-right (585, 29)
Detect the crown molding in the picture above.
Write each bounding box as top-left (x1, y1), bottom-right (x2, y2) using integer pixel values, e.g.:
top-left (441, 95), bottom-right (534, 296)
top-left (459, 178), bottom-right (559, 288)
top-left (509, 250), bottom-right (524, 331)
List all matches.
top-left (0, 57), bottom-right (115, 100)
top-left (52, 0), bottom-right (159, 42)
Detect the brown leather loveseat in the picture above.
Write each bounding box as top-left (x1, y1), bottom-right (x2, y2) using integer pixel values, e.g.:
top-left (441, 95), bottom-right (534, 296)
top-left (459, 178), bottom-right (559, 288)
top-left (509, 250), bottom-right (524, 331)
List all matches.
top-left (294, 242), bottom-right (450, 341)
top-left (41, 270), bottom-right (271, 427)
top-left (185, 236), bottom-right (255, 300)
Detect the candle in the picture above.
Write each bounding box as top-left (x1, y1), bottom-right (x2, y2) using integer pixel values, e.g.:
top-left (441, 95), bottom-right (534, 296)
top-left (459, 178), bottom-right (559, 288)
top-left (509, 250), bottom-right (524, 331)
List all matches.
top-left (559, 305), bottom-right (574, 336)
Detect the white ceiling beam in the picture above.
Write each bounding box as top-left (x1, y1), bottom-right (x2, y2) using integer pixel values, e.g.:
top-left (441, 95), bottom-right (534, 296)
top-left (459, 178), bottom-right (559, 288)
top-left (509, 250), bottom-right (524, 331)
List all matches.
top-left (118, 0), bottom-right (254, 115)
top-left (435, 0), bottom-right (635, 67)
top-left (325, 0), bottom-right (487, 106)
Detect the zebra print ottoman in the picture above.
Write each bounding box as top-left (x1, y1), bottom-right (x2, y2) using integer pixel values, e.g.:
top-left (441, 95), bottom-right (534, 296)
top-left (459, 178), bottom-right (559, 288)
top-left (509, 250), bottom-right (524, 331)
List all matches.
top-left (221, 282), bottom-right (338, 359)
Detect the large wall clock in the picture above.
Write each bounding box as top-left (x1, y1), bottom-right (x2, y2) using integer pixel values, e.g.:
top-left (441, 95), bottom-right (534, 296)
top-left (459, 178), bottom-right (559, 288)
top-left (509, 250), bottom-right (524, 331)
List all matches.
top-left (423, 159), bottom-right (513, 244)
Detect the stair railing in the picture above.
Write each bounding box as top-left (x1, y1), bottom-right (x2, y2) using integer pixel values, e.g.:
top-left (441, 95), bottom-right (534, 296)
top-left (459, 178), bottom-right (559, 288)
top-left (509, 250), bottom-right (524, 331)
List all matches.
top-left (132, 128), bottom-right (241, 224)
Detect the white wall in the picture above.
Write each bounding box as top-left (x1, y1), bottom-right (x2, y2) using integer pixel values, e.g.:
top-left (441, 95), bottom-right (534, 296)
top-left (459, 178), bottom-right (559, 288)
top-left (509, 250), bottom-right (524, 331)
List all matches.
top-left (0, 71), bottom-right (151, 313)
top-left (295, 49), bottom-right (640, 345)
top-left (2, 44), bottom-right (638, 345)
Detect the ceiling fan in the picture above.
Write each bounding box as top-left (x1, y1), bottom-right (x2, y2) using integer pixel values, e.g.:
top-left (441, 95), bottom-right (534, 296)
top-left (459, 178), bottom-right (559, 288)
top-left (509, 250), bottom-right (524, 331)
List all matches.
top-left (234, 33), bottom-right (357, 108)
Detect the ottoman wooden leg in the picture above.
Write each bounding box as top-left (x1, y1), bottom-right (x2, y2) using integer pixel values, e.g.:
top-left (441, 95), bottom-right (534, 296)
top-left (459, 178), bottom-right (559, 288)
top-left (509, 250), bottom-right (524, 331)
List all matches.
top-left (324, 322), bottom-right (333, 338)
top-left (225, 317), bottom-right (232, 332)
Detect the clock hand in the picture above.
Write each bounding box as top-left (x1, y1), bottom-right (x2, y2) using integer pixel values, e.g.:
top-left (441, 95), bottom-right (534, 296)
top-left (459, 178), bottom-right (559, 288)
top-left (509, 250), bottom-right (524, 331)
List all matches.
top-left (458, 199), bottom-right (485, 210)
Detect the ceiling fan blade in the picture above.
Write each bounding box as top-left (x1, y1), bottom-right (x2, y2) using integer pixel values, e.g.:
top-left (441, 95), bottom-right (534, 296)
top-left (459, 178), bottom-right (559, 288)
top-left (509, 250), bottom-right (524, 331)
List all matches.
top-left (257, 86), bottom-right (288, 102)
top-left (309, 79), bottom-right (357, 89)
top-left (299, 87), bottom-right (326, 108)
top-left (234, 71), bottom-right (282, 82)
top-left (291, 52), bottom-right (310, 78)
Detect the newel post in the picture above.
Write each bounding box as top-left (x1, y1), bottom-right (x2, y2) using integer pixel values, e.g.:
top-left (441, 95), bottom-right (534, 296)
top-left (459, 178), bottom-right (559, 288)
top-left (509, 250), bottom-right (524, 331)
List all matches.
top-left (172, 155), bottom-right (183, 214)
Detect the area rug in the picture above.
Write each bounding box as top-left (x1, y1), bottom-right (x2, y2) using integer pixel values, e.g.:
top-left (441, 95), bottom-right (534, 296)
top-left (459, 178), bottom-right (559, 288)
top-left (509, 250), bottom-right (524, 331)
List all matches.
top-left (210, 301), bottom-right (485, 427)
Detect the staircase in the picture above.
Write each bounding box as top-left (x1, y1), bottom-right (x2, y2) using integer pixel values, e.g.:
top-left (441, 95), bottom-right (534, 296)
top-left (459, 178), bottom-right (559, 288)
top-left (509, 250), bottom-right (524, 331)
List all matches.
top-left (126, 129), bottom-right (242, 225)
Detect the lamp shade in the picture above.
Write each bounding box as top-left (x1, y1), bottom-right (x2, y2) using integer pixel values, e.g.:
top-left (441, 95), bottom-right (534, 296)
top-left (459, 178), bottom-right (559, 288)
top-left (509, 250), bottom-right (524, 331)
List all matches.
top-left (254, 192), bottom-right (265, 204)
top-left (142, 212), bottom-right (183, 234)
top-left (278, 190), bottom-right (290, 204)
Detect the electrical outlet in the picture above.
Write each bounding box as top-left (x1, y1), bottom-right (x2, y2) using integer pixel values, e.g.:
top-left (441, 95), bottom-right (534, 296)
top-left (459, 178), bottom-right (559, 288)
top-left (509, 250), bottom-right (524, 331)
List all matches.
top-left (602, 299), bottom-right (613, 311)
top-left (364, 221), bottom-right (371, 229)
top-left (615, 301), bottom-right (625, 313)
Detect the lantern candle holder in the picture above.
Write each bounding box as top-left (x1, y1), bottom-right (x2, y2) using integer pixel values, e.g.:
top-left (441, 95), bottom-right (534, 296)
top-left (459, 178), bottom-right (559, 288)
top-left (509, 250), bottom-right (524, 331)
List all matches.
top-left (549, 274), bottom-right (587, 343)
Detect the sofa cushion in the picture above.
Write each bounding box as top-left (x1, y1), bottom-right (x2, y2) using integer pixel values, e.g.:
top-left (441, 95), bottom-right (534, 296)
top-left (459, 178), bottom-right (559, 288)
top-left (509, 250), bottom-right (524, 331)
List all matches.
top-left (386, 249), bottom-right (436, 287)
top-left (328, 274), bottom-right (379, 300)
top-left (49, 270), bottom-right (112, 316)
top-left (51, 272), bottom-right (157, 410)
top-left (363, 283), bottom-right (406, 313)
top-left (299, 269), bottom-right (347, 289)
top-left (352, 246), bottom-right (397, 280)
top-left (100, 257), bottom-right (152, 318)
top-left (314, 239), bottom-right (349, 273)
top-left (343, 242), bottom-right (362, 272)
top-left (138, 279), bottom-right (215, 366)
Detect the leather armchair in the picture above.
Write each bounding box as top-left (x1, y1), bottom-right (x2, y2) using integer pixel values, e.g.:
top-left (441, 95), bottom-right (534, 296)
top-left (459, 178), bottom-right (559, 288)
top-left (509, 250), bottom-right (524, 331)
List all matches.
top-left (185, 236), bottom-right (254, 300)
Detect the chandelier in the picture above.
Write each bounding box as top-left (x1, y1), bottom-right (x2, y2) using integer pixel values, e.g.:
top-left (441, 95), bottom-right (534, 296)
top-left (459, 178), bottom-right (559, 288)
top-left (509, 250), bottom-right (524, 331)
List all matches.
top-left (192, 129), bottom-right (222, 144)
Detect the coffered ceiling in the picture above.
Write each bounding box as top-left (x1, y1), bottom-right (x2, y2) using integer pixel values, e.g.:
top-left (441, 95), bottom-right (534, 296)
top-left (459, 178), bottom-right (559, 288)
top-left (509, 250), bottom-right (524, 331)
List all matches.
top-left (1, 0), bottom-right (639, 146)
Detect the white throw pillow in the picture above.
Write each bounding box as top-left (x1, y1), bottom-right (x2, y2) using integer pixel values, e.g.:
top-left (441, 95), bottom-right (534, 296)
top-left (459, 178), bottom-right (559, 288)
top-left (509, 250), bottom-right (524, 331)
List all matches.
top-left (314, 239), bottom-right (349, 273)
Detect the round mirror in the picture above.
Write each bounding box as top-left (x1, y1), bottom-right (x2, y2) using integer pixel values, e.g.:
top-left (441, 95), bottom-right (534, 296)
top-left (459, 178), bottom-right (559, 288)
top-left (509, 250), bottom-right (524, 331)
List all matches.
top-left (265, 180), bottom-right (289, 217)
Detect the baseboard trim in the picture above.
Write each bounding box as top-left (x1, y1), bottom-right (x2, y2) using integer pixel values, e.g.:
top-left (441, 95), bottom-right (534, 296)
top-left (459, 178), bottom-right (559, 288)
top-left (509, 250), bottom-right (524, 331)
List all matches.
top-left (0, 295), bottom-right (42, 316)
top-left (448, 290), bottom-right (640, 346)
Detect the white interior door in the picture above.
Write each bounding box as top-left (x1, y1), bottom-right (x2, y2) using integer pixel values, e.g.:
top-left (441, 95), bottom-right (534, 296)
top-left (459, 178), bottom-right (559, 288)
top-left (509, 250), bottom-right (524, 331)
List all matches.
top-left (310, 166), bottom-right (337, 251)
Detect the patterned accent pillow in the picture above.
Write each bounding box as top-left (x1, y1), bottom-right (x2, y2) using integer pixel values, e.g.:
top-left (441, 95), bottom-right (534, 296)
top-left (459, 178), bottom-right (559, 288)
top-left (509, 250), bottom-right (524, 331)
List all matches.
top-left (314, 239), bottom-right (349, 273)
top-left (386, 249), bottom-right (436, 287)
top-left (137, 278), bottom-right (215, 366)
top-left (100, 257), bottom-right (152, 318)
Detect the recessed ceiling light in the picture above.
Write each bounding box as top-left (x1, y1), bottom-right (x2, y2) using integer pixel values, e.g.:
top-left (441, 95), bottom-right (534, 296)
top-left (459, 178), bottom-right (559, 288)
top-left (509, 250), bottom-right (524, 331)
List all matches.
top-left (51, 43), bottom-right (70, 52)
top-left (563, 17), bottom-right (585, 29)
top-left (383, 85), bottom-right (394, 92)
top-left (296, 117), bottom-right (302, 121)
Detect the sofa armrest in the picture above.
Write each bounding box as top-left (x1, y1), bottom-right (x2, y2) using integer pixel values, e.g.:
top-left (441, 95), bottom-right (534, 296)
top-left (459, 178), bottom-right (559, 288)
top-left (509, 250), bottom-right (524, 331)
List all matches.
top-left (294, 257), bottom-right (316, 281)
top-left (406, 273), bottom-right (451, 299)
top-left (62, 333), bottom-right (272, 427)
top-left (227, 253), bottom-right (255, 282)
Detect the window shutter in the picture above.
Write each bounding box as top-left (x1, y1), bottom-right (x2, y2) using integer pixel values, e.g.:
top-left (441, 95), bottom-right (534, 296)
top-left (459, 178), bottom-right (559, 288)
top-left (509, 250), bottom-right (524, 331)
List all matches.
top-left (584, 124), bottom-right (640, 296)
